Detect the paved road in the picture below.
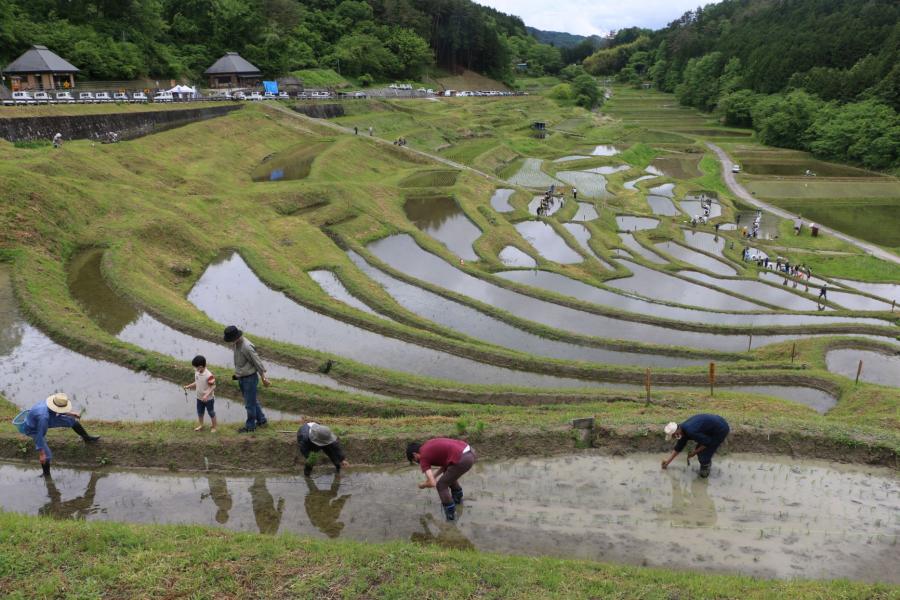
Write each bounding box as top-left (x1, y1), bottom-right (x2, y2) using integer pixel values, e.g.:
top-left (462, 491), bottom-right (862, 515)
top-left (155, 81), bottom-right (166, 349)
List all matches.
top-left (707, 142), bottom-right (900, 265)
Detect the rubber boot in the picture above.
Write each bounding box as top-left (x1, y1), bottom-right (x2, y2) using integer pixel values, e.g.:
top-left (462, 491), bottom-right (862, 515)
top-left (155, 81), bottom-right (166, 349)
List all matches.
top-left (303, 463), bottom-right (313, 477)
top-left (442, 502), bottom-right (456, 521)
top-left (699, 463), bottom-right (711, 478)
top-left (41, 461), bottom-right (51, 478)
top-left (72, 421), bottom-right (100, 443)
top-left (451, 487), bottom-right (464, 505)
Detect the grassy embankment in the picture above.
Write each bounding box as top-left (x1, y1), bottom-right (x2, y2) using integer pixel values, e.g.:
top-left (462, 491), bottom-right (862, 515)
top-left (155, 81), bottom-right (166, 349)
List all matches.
top-left (0, 97), bottom-right (896, 472)
top-left (0, 101), bottom-right (231, 119)
top-left (2, 512), bottom-right (894, 599)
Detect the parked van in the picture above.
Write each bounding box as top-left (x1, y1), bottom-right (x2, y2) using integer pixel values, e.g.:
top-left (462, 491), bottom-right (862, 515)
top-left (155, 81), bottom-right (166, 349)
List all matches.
top-left (310, 91), bottom-right (331, 99)
top-left (32, 91), bottom-right (51, 102)
top-left (55, 91), bottom-right (75, 103)
top-left (94, 92), bottom-right (112, 102)
top-left (113, 92), bottom-right (130, 102)
top-left (152, 91), bottom-right (173, 102)
top-left (132, 91), bottom-right (148, 102)
top-left (12, 91), bottom-right (34, 103)
top-left (78, 92), bottom-right (95, 103)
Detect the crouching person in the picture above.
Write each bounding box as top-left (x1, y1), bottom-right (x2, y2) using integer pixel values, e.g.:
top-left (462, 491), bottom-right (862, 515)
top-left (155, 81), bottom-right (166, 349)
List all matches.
top-left (18, 393), bottom-right (100, 477)
top-left (407, 438), bottom-right (476, 521)
top-left (297, 420), bottom-right (349, 477)
top-left (661, 414), bottom-right (730, 478)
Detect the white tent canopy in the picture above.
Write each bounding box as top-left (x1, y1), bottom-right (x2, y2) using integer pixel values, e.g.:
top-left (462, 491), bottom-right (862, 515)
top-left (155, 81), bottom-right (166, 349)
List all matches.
top-left (168, 85), bottom-right (197, 96)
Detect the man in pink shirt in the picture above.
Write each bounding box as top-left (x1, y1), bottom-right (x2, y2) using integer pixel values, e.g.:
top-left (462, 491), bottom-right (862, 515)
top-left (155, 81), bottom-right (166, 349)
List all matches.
top-left (407, 438), bottom-right (476, 521)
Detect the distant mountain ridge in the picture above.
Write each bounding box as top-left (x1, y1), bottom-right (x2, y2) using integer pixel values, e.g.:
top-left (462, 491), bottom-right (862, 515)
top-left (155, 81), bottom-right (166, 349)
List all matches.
top-left (526, 27), bottom-right (602, 49)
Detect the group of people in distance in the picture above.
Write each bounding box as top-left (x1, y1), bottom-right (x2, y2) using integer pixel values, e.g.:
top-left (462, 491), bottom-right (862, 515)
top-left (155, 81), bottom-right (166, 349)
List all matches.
top-left (13, 323), bottom-right (732, 521)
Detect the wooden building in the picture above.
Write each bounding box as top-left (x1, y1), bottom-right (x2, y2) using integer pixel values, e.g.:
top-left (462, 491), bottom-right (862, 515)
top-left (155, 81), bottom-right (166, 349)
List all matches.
top-left (3, 45), bottom-right (79, 91)
top-left (204, 53), bottom-right (262, 89)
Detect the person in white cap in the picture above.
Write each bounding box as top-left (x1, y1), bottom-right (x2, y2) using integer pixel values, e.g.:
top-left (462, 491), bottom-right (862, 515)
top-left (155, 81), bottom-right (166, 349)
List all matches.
top-left (297, 419), bottom-right (349, 477)
top-left (661, 414), bottom-right (730, 478)
top-left (17, 393), bottom-right (100, 477)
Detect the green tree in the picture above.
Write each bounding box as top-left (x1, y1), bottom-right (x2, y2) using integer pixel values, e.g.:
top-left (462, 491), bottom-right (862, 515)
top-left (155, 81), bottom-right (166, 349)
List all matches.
top-left (717, 89), bottom-right (757, 127)
top-left (751, 90), bottom-right (824, 150)
top-left (810, 100), bottom-right (900, 169)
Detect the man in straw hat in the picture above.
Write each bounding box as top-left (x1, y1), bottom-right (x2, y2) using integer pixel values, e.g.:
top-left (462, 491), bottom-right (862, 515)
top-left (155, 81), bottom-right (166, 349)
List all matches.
top-left (661, 414), bottom-right (730, 478)
top-left (406, 438), bottom-right (476, 521)
top-left (224, 325), bottom-right (271, 433)
top-left (296, 418), bottom-right (349, 477)
top-left (19, 393), bottom-right (100, 477)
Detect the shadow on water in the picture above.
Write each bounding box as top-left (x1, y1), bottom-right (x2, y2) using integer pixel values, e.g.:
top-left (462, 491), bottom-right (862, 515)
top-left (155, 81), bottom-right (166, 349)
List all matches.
top-left (403, 196), bottom-right (481, 261)
top-left (515, 221), bottom-right (583, 264)
top-left (4, 453), bottom-right (897, 582)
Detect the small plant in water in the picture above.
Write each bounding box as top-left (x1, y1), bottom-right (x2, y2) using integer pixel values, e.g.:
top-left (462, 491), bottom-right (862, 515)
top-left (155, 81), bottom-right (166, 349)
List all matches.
top-left (455, 418), bottom-right (468, 436)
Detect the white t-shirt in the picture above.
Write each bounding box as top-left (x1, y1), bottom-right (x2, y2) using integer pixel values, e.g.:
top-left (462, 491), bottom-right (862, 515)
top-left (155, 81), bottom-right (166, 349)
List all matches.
top-left (194, 368), bottom-right (216, 399)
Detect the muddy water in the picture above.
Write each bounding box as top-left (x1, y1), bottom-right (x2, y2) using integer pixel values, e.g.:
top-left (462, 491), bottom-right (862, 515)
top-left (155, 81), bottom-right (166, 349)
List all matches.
top-left (619, 233), bottom-right (668, 265)
top-left (562, 224), bottom-right (615, 269)
top-left (570, 202), bottom-right (599, 221)
top-left (489, 189), bottom-right (515, 213)
top-left (348, 252), bottom-right (702, 368)
top-left (515, 222), bottom-right (583, 264)
top-left (403, 196), bottom-right (480, 261)
top-left (495, 270), bottom-right (886, 329)
top-left (681, 230), bottom-right (725, 256)
top-left (67, 251), bottom-right (366, 396)
top-left (655, 242), bottom-right (737, 276)
top-left (683, 272), bottom-right (822, 311)
top-left (647, 196), bottom-right (680, 216)
top-left (527, 195), bottom-right (563, 216)
top-left (591, 144), bottom-right (620, 156)
top-left (498, 247), bottom-right (536, 268)
top-left (616, 216), bottom-right (659, 231)
top-left (623, 175), bottom-right (657, 190)
top-left (368, 235), bottom-right (847, 351)
top-left (556, 171), bottom-right (609, 198)
top-left (3, 454), bottom-right (896, 582)
top-left (610, 261), bottom-right (763, 312)
top-left (0, 266), bottom-right (272, 422)
top-left (188, 253), bottom-right (604, 389)
top-left (826, 349), bottom-right (900, 387)
top-left (309, 271), bottom-right (379, 316)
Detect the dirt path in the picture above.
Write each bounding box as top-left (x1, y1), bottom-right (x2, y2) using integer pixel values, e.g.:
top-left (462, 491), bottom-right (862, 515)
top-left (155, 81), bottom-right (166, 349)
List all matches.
top-left (707, 142), bottom-right (900, 265)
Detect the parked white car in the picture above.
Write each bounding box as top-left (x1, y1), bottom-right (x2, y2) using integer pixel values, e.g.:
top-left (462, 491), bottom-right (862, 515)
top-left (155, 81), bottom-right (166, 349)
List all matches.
top-left (233, 91), bottom-right (246, 100)
top-left (278, 91), bottom-right (290, 99)
top-left (33, 91), bottom-right (51, 102)
top-left (78, 92), bottom-right (95, 103)
top-left (12, 91), bottom-right (35, 103)
top-left (94, 92), bottom-right (112, 102)
top-left (247, 92), bottom-right (264, 101)
top-left (132, 91), bottom-right (148, 102)
top-left (113, 92), bottom-right (129, 102)
top-left (732, 164), bottom-right (741, 173)
top-left (310, 91), bottom-right (331, 99)
top-left (152, 91), bottom-right (173, 102)
top-left (55, 91), bottom-right (75, 103)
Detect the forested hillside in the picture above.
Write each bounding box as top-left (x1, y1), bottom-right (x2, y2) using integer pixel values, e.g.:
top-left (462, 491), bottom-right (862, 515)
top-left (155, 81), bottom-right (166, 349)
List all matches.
top-left (0, 0), bottom-right (564, 83)
top-left (585, 0), bottom-right (900, 170)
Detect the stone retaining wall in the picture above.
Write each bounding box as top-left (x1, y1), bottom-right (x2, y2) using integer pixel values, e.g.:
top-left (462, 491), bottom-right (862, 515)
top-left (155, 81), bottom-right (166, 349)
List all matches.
top-left (0, 104), bottom-right (243, 142)
top-left (291, 103), bottom-right (345, 118)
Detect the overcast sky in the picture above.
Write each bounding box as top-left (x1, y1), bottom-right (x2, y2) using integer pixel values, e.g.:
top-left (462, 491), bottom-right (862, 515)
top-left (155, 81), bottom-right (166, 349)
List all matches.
top-left (478, 0), bottom-right (720, 37)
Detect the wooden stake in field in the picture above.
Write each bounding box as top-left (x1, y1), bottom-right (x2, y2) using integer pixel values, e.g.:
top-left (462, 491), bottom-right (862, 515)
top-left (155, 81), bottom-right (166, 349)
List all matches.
top-left (645, 367), bottom-right (651, 405)
top-left (747, 333), bottom-right (753, 352)
top-left (856, 359), bottom-right (863, 385)
top-left (709, 361), bottom-right (716, 396)
top-left (791, 342), bottom-right (796, 363)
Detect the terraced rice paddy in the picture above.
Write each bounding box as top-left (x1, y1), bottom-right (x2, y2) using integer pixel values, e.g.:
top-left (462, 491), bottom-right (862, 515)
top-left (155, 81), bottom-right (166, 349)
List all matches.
top-left (514, 221), bottom-right (583, 264)
top-left (506, 158), bottom-right (560, 188)
top-left (403, 196), bottom-right (481, 261)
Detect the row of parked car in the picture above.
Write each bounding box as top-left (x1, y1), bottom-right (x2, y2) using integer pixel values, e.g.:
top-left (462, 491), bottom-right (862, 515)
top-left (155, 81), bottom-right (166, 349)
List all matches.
top-left (3, 90), bottom-right (174, 105)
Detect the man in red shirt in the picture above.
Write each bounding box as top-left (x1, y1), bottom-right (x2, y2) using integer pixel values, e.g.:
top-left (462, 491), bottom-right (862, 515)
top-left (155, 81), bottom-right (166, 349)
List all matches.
top-left (407, 438), bottom-right (476, 521)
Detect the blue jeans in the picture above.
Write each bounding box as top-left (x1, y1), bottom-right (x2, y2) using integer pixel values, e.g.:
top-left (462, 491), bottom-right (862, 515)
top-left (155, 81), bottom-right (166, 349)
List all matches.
top-left (238, 373), bottom-right (267, 430)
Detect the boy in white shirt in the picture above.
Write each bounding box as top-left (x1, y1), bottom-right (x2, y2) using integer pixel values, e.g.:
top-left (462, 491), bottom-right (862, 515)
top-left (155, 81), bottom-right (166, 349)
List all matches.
top-left (183, 355), bottom-right (217, 432)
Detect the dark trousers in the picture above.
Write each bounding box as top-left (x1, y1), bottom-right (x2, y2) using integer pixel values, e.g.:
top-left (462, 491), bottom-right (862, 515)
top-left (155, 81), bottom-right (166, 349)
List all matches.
top-left (297, 424), bottom-right (345, 469)
top-left (698, 431), bottom-right (729, 466)
top-left (436, 450), bottom-right (476, 505)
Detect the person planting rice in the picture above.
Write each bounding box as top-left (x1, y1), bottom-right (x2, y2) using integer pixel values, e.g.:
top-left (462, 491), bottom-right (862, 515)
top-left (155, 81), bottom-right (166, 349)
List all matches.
top-left (661, 414), bottom-right (730, 478)
top-left (407, 438), bottom-right (476, 521)
top-left (297, 419), bottom-right (349, 476)
top-left (15, 393), bottom-right (100, 478)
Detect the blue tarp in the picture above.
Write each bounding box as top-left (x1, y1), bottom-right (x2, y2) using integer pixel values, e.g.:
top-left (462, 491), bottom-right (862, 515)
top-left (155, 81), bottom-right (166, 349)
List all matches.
top-left (263, 81), bottom-right (278, 94)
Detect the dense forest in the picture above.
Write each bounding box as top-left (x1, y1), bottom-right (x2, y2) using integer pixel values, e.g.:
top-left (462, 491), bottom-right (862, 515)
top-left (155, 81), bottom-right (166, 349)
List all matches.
top-left (0, 0), bottom-right (567, 83)
top-left (585, 0), bottom-right (900, 170)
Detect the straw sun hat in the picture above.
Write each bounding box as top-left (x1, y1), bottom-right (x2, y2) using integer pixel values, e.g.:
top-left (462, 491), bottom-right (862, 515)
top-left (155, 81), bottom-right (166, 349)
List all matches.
top-left (308, 423), bottom-right (338, 446)
top-left (46, 393), bottom-right (72, 414)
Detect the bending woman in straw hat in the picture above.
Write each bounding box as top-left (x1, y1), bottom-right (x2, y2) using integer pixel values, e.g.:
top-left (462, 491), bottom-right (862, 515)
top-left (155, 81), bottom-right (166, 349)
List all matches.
top-left (297, 418), bottom-right (349, 477)
top-left (661, 414), bottom-right (730, 478)
top-left (18, 393), bottom-right (100, 477)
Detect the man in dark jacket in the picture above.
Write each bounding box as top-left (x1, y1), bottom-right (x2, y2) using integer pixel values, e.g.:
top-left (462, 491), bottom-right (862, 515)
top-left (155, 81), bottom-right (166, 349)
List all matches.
top-left (661, 414), bottom-right (730, 478)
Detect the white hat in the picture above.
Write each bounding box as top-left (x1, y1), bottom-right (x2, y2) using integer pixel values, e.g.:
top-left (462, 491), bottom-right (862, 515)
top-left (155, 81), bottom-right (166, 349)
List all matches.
top-left (46, 393), bottom-right (72, 414)
top-left (308, 423), bottom-right (337, 447)
top-left (664, 422), bottom-right (678, 440)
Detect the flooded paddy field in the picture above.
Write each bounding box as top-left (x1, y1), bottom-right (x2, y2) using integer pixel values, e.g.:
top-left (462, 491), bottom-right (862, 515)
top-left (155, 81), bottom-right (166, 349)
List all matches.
top-left (681, 230), bottom-right (726, 256)
top-left (561, 224), bottom-right (615, 269)
top-left (681, 195), bottom-right (722, 219)
top-left (527, 195), bottom-right (563, 216)
top-left (498, 246), bottom-right (536, 267)
top-left (187, 253), bottom-right (604, 389)
top-left (489, 188), bottom-right (515, 213)
top-left (67, 251), bottom-right (366, 395)
top-left (734, 211), bottom-right (780, 239)
top-left (368, 235), bottom-right (856, 352)
top-left (646, 195), bottom-right (680, 216)
top-left (682, 272), bottom-right (822, 311)
top-left (570, 202), bottom-right (599, 222)
top-left (618, 233), bottom-right (668, 264)
top-left (506, 158), bottom-right (560, 188)
top-left (586, 165), bottom-right (630, 175)
top-left (3, 453), bottom-right (896, 582)
top-left (348, 252), bottom-right (702, 368)
top-left (822, 289), bottom-right (895, 312)
top-left (309, 270), bottom-right (380, 316)
top-left (1, 266), bottom-right (279, 422)
top-left (834, 279), bottom-right (899, 303)
top-left (403, 196), bottom-right (480, 261)
top-left (826, 348), bottom-right (900, 387)
top-left (496, 269), bottom-right (886, 329)
top-left (616, 216), bottom-right (659, 231)
top-left (591, 144), bottom-right (621, 156)
top-left (514, 221), bottom-right (583, 264)
top-left (739, 160), bottom-right (882, 178)
top-left (655, 241), bottom-right (737, 276)
top-left (623, 174), bottom-right (657, 190)
top-left (555, 171), bottom-right (609, 198)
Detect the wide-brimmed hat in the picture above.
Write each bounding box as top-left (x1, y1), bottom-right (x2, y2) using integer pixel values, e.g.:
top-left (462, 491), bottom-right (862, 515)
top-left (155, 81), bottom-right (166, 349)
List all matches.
top-left (46, 393), bottom-right (72, 414)
top-left (664, 422), bottom-right (678, 441)
top-left (308, 423), bottom-right (337, 447)
top-left (223, 325), bottom-right (242, 342)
